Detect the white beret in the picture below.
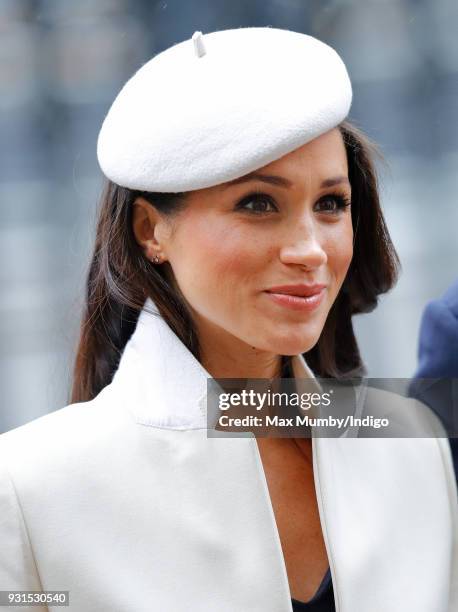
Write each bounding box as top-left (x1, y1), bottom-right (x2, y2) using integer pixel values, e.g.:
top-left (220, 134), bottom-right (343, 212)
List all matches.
top-left (97, 26), bottom-right (352, 193)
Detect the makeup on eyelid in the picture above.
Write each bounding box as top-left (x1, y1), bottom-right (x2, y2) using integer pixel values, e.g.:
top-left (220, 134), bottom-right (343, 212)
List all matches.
top-left (234, 190), bottom-right (351, 215)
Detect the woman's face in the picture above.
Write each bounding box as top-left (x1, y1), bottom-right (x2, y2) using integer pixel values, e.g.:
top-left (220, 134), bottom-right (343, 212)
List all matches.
top-left (137, 128), bottom-right (354, 363)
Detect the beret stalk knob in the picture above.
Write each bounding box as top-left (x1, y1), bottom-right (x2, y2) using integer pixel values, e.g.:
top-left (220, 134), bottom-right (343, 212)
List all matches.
top-left (192, 31), bottom-right (206, 58)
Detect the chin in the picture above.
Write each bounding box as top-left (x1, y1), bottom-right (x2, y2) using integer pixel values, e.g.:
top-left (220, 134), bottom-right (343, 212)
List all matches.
top-left (281, 341), bottom-right (318, 356)
top-left (262, 332), bottom-right (320, 357)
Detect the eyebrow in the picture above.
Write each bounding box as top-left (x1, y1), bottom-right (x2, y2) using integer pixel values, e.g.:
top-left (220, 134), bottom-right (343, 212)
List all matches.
top-left (221, 172), bottom-right (350, 190)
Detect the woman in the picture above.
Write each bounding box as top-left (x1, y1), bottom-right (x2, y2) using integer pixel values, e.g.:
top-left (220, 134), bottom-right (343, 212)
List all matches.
top-left (0, 27), bottom-right (456, 612)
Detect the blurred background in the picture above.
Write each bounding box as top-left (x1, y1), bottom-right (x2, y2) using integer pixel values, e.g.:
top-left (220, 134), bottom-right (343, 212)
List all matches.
top-left (1, 0), bottom-right (457, 432)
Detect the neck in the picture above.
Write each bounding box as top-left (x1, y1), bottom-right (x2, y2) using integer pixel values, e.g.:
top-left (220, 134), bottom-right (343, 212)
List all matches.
top-left (195, 316), bottom-right (286, 380)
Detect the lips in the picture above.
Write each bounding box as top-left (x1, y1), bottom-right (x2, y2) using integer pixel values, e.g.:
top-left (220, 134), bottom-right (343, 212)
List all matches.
top-left (263, 284), bottom-right (327, 312)
top-left (265, 283), bottom-right (327, 297)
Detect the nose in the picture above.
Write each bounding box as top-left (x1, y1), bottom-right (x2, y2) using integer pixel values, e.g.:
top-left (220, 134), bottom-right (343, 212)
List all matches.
top-left (279, 229), bottom-right (327, 270)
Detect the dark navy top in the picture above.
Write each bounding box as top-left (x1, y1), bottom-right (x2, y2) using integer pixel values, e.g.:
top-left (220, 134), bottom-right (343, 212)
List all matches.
top-left (291, 567), bottom-right (334, 611)
top-left (279, 356), bottom-right (336, 611)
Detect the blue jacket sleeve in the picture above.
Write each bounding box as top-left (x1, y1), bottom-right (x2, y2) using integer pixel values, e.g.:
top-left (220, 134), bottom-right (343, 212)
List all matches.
top-left (408, 279), bottom-right (458, 484)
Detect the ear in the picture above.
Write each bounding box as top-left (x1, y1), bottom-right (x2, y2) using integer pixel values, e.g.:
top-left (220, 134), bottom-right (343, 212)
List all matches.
top-left (132, 197), bottom-right (164, 260)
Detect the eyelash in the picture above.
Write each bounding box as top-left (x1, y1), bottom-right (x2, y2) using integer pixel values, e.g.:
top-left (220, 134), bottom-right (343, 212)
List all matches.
top-left (234, 191), bottom-right (352, 216)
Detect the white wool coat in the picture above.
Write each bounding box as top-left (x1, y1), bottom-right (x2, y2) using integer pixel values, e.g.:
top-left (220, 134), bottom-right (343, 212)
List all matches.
top-left (0, 296), bottom-right (457, 611)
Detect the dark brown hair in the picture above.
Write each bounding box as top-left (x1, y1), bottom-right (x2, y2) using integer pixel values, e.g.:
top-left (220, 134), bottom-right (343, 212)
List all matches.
top-left (70, 120), bottom-right (400, 404)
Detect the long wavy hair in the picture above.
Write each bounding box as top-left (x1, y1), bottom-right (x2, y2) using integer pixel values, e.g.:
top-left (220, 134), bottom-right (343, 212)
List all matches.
top-left (70, 120), bottom-right (400, 404)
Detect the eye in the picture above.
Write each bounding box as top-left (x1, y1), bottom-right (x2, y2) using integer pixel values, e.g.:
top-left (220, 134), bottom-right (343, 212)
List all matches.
top-left (314, 193), bottom-right (351, 214)
top-left (234, 192), bottom-right (278, 215)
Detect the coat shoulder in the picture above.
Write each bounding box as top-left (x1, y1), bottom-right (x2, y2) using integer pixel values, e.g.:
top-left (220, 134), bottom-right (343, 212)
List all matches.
top-left (0, 382), bottom-right (134, 492)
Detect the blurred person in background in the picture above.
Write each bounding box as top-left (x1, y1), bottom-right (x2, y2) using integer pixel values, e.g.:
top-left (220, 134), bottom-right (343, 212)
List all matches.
top-left (409, 278), bottom-right (458, 478)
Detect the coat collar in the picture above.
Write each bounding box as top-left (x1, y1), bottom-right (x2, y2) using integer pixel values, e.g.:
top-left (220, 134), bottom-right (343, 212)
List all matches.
top-left (111, 296), bottom-right (320, 429)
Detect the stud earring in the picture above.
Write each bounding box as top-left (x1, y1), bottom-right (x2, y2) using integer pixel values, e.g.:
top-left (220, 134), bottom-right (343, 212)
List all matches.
top-left (153, 254), bottom-right (161, 264)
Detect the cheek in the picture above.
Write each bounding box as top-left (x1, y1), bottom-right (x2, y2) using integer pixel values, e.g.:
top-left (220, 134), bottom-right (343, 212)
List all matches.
top-left (324, 219), bottom-right (354, 283)
top-left (172, 215), bottom-right (266, 293)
